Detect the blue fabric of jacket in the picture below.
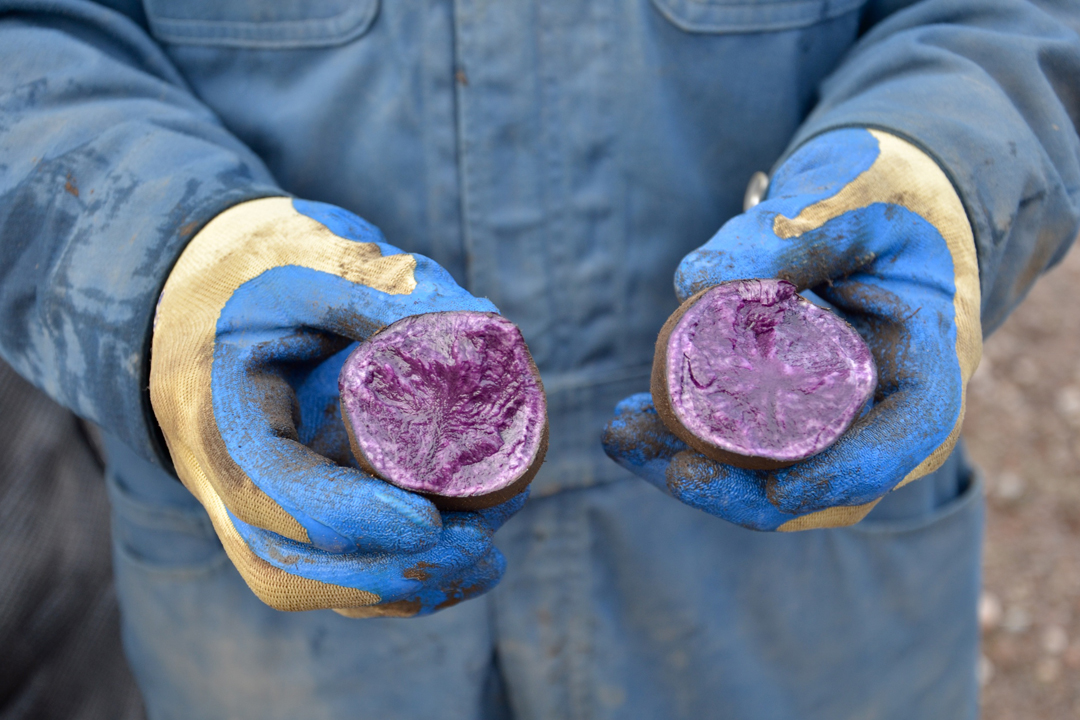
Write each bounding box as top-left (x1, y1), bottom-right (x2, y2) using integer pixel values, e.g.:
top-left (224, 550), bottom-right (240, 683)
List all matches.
top-left (0, 0), bottom-right (1078, 497)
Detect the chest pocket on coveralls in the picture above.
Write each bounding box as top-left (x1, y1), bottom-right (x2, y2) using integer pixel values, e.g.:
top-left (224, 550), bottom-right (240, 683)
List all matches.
top-left (141, 0), bottom-right (379, 48)
top-left (651, 0), bottom-right (864, 33)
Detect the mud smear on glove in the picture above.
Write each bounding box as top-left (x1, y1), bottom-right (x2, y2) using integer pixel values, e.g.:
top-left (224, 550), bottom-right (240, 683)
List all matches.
top-left (403, 561), bottom-right (439, 582)
top-left (823, 281), bottom-right (909, 394)
top-left (340, 312), bottom-right (548, 510)
top-left (429, 575), bottom-right (489, 612)
top-left (653, 279), bottom-right (877, 470)
top-left (601, 399), bottom-right (687, 467)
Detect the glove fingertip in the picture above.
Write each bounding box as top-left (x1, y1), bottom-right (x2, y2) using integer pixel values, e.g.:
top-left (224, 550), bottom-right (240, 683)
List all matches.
top-left (474, 487), bottom-right (530, 531)
top-left (370, 484), bottom-right (444, 531)
top-left (304, 517), bottom-right (359, 554)
top-left (612, 392), bottom-right (655, 416)
top-left (417, 549), bottom-right (507, 617)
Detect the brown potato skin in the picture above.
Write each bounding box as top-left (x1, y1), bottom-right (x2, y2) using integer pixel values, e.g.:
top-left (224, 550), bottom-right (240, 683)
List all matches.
top-left (651, 286), bottom-right (796, 471)
top-left (341, 315), bottom-right (548, 510)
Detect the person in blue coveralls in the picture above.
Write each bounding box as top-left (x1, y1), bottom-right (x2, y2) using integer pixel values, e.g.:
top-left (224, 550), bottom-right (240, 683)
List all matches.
top-left (1, 0), bottom-right (1078, 717)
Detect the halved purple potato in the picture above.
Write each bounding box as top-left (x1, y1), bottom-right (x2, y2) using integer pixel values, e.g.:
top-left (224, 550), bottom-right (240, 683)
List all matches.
top-left (339, 311), bottom-right (548, 510)
top-left (652, 279), bottom-right (877, 470)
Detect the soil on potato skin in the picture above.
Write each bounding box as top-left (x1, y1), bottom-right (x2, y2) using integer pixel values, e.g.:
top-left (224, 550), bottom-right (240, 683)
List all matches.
top-left (965, 245), bottom-right (1080, 719)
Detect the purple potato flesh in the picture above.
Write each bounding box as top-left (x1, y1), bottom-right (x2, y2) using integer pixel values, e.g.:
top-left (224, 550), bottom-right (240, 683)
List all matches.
top-left (653, 279), bottom-right (877, 469)
top-left (339, 312), bottom-right (547, 507)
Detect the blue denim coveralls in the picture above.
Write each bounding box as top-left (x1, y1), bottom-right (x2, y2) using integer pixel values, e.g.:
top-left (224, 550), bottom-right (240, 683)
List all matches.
top-left (2, 0), bottom-right (1079, 717)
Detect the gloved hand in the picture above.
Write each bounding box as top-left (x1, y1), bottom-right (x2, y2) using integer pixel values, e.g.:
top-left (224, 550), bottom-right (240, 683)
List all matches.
top-left (604, 129), bottom-right (982, 531)
top-left (150, 197), bottom-right (526, 616)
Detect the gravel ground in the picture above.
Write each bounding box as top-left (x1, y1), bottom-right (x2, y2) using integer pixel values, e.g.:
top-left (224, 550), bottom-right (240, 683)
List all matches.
top-left (965, 243), bottom-right (1080, 719)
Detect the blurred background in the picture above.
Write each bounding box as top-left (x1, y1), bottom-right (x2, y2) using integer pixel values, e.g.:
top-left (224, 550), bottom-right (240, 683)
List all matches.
top-left (0, 246), bottom-right (1076, 719)
top-left (968, 244), bottom-right (1080, 718)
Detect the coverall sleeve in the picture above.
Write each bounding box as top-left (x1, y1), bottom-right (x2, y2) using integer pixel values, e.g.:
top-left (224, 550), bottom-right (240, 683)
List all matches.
top-left (786, 0), bottom-right (1080, 333)
top-left (0, 0), bottom-right (283, 463)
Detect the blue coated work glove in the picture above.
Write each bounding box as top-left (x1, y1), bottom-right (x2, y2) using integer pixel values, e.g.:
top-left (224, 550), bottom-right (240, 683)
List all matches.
top-left (150, 197), bottom-right (526, 616)
top-left (604, 129), bottom-right (982, 531)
